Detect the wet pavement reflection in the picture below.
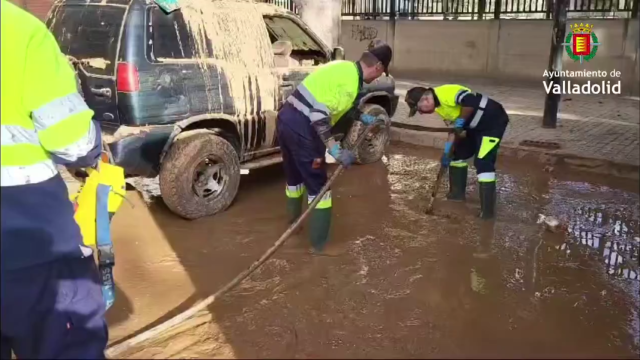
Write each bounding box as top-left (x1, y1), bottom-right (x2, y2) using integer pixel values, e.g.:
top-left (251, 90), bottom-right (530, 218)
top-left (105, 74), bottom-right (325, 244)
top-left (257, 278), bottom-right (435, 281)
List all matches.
top-left (369, 145), bottom-right (640, 357)
top-left (565, 207), bottom-right (638, 280)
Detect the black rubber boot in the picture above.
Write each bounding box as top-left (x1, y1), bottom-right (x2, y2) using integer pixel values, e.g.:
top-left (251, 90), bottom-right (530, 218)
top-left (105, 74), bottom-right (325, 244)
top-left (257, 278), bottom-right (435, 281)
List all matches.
top-left (309, 207), bottom-right (331, 252)
top-left (478, 181), bottom-right (497, 220)
top-left (286, 197), bottom-right (303, 224)
top-left (446, 165), bottom-right (468, 201)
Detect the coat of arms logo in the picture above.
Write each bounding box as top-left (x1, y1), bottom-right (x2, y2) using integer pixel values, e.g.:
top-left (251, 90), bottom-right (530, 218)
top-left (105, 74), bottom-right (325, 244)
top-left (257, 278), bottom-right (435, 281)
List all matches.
top-left (562, 23), bottom-right (601, 63)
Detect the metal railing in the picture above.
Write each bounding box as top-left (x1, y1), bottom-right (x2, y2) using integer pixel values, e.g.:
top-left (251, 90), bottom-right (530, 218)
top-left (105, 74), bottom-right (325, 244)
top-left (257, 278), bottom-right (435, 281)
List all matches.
top-left (261, 0), bottom-right (299, 13)
top-left (343, 0), bottom-right (637, 16)
top-left (260, 0), bottom-right (638, 19)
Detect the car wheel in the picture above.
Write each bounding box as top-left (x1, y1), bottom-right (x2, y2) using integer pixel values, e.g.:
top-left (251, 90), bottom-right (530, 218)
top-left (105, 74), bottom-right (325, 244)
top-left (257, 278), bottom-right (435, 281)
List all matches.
top-left (344, 103), bottom-right (391, 165)
top-left (159, 131), bottom-right (240, 220)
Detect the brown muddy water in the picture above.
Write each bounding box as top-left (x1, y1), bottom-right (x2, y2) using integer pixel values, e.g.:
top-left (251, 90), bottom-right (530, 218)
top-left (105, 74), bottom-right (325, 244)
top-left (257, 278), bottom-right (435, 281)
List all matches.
top-left (107, 143), bottom-right (639, 359)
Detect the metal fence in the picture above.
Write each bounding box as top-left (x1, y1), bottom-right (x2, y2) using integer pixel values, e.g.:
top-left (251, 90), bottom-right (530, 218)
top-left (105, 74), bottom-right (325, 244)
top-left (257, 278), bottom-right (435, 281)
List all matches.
top-left (343, 0), bottom-right (637, 17)
top-left (261, 0), bottom-right (638, 18)
top-left (265, 0), bottom-right (299, 12)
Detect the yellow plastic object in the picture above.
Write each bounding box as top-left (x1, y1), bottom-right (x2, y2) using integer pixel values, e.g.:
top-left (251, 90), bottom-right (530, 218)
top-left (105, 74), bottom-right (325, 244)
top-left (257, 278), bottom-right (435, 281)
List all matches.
top-left (70, 162), bottom-right (126, 246)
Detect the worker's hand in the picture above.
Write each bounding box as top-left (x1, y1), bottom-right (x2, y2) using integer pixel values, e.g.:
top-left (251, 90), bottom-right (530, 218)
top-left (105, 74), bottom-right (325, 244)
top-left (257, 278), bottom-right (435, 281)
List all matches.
top-left (329, 144), bottom-right (356, 168)
top-left (440, 154), bottom-right (451, 168)
top-left (359, 113), bottom-right (378, 126)
top-left (441, 141), bottom-right (453, 168)
top-left (453, 118), bottom-right (465, 129)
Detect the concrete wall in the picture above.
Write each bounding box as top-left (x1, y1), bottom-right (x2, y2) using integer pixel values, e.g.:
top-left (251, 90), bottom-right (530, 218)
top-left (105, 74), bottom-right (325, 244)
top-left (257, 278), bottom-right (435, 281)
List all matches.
top-left (342, 21), bottom-right (394, 60)
top-left (341, 18), bottom-right (640, 95)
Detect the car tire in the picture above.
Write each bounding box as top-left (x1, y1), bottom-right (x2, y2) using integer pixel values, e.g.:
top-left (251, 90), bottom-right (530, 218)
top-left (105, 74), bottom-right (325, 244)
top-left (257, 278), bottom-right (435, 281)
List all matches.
top-left (344, 103), bottom-right (391, 165)
top-left (159, 131), bottom-right (240, 220)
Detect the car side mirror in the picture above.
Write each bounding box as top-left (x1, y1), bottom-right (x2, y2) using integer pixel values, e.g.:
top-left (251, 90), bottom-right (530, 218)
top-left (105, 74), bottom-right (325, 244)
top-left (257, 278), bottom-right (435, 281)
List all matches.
top-left (331, 47), bottom-right (345, 61)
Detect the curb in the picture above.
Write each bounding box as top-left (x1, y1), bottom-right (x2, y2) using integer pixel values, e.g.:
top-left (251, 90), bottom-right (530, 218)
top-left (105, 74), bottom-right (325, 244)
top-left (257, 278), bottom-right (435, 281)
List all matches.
top-left (389, 124), bottom-right (640, 180)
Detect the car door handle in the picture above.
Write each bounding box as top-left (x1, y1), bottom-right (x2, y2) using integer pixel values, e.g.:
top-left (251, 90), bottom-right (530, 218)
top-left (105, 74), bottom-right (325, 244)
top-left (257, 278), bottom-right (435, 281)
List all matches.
top-left (91, 87), bottom-right (112, 97)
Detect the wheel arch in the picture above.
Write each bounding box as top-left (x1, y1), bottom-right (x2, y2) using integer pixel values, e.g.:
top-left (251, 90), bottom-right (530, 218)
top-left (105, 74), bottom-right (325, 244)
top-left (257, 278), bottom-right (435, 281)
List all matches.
top-left (358, 91), bottom-right (392, 115)
top-left (159, 114), bottom-right (242, 164)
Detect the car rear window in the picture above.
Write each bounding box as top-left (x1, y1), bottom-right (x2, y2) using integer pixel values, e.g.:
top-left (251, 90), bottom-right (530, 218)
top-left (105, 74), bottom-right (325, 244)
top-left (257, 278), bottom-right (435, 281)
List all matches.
top-left (48, 5), bottom-right (125, 75)
top-left (149, 8), bottom-right (194, 60)
top-left (148, 7), bottom-right (213, 60)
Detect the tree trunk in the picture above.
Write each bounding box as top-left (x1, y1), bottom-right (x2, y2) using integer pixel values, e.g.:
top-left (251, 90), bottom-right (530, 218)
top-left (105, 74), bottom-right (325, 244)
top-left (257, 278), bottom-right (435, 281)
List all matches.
top-left (294, 0), bottom-right (342, 49)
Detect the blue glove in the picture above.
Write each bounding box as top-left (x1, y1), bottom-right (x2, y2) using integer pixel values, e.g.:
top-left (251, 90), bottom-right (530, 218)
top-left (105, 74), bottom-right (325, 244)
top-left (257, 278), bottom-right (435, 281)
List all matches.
top-left (454, 118), bottom-right (465, 129)
top-left (359, 113), bottom-right (377, 126)
top-left (329, 144), bottom-right (356, 168)
top-left (441, 141), bottom-right (453, 167)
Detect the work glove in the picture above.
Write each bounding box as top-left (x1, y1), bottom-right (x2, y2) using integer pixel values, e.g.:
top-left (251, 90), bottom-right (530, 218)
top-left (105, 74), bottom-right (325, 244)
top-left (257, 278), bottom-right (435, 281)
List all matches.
top-left (329, 143), bottom-right (356, 168)
top-left (453, 118), bottom-right (466, 136)
top-left (441, 141), bottom-right (453, 168)
top-left (359, 113), bottom-right (378, 126)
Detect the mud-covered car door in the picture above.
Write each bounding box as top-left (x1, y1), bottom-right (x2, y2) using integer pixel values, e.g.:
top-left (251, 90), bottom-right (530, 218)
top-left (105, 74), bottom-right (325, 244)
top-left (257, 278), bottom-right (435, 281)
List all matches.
top-left (48, 4), bottom-right (126, 128)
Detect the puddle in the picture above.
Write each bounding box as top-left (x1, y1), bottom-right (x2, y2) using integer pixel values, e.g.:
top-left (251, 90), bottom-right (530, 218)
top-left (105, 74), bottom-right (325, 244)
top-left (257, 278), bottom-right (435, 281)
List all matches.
top-left (109, 143), bottom-right (640, 358)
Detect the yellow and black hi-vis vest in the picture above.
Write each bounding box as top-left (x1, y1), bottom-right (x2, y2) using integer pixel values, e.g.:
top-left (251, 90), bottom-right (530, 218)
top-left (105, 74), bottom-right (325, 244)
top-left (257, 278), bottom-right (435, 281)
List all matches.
top-left (70, 156), bottom-right (126, 310)
top-left (433, 84), bottom-right (489, 129)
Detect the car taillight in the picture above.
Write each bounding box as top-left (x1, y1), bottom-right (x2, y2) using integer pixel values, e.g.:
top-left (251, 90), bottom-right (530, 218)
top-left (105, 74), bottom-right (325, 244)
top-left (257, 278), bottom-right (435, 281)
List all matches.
top-left (116, 62), bottom-right (140, 93)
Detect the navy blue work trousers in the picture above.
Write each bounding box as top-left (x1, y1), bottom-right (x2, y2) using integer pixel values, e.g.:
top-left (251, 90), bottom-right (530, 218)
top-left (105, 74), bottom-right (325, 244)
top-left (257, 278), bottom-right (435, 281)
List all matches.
top-left (276, 103), bottom-right (328, 197)
top-left (453, 112), bottom-right (509, 175)
top-left (0, 256), bottom-right (108, 359)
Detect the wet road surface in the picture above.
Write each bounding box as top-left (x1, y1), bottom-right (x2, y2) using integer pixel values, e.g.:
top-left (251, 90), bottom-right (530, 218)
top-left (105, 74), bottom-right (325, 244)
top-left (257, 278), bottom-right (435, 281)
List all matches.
top-left (107, 144), bottom-right (640, 358)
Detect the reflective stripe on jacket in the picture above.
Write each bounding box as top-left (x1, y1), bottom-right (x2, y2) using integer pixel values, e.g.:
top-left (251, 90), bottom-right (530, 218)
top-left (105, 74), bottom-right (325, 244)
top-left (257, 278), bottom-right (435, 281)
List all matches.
top-left (286, 60), bottom-right (361, 126)
top-left (1, 0), bottom-right (97, 187)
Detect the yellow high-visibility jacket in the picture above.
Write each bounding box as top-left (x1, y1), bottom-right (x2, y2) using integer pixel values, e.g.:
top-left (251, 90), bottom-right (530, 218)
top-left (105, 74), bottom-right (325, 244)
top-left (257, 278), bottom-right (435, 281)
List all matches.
top-left (1, 0), bottom-right (103, 270)
top-left (285, 60), bottom-right (363, 142)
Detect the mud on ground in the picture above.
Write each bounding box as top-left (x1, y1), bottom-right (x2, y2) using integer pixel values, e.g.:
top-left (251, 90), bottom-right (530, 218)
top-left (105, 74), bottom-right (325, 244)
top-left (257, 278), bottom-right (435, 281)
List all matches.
top-left (107, 144), bottom-right (640, 359)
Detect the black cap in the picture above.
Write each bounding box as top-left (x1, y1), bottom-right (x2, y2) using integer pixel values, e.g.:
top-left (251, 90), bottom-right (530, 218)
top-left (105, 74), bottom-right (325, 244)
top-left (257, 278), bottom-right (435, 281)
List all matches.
top-left (368, 39), bottom-right (386, 50)
top-left (367, 42), bottom-right (393, 76)
top-left (405, 86), bottom-right (431, 117)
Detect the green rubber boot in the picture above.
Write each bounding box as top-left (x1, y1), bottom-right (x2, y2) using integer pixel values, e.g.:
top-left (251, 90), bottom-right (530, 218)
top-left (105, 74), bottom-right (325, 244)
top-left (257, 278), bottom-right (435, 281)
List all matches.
top-left (309, 207), bottom-right (332, 252)
top-left (478, 181), bottom-right (497, 220)
top-left (446, 165), bottom-right (468, 201)
top-left (286, 197), bottom-right (303, 224)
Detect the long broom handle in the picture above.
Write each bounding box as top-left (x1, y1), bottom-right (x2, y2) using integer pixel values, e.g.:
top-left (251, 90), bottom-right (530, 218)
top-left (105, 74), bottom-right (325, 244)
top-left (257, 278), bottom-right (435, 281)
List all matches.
top-left (424, 132), bottom-right (457, 214)
top-left (106, 123), bottom-right (376, 358)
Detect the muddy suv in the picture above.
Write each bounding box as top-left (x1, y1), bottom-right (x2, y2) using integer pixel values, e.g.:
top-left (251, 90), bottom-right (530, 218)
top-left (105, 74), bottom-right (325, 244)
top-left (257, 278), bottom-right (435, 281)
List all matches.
top-left (47, 0), bottom-right (399, 220)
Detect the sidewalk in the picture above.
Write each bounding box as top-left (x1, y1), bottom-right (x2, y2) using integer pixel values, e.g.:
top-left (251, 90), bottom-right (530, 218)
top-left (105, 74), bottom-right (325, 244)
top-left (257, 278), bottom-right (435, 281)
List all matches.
top-left (390, 78), bottom-right (640, 178)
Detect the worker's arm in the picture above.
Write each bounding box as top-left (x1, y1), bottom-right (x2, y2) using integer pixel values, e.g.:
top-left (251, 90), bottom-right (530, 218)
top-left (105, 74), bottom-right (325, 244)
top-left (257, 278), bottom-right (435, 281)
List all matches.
top-left (454, 89), bottom-right (483, 130)
top-left (23, 26), bottom-right (102, 169)
top-left (309, 110), bottom-right (340, 150)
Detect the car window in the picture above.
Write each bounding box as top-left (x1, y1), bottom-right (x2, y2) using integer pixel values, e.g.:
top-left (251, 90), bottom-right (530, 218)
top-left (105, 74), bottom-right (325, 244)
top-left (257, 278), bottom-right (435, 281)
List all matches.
top-left (150, 7), bottom-right (212, 60)
top-left (48, 5), bottom-right (125, 75)
top-left (263, 16), bottom-right (325, 52)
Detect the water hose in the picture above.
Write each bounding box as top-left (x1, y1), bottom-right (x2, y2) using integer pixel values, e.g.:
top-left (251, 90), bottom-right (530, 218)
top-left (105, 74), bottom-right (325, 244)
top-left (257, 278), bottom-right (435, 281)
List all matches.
top-left (105, 123), bottom-right (377, 358)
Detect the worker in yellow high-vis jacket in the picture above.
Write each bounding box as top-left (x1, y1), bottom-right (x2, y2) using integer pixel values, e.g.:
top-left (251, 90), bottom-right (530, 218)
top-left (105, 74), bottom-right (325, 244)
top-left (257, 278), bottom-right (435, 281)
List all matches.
top-left (277, 43), bottom-right (392, 255)
top-left (405, 85), bottom-right (510, 220)
top-left (1, 1), bottom-right (108, 358)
